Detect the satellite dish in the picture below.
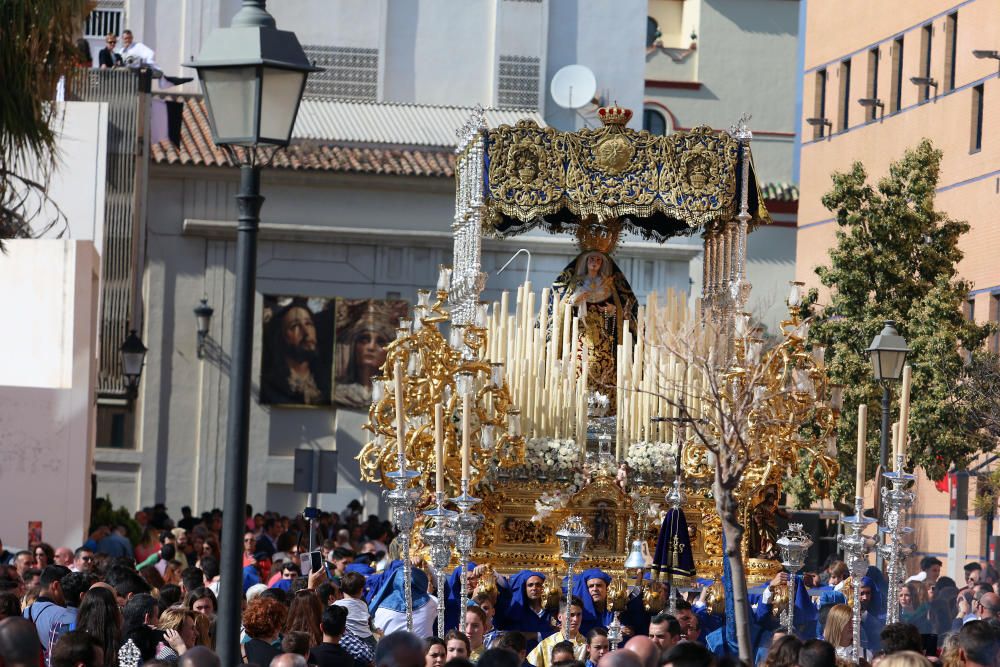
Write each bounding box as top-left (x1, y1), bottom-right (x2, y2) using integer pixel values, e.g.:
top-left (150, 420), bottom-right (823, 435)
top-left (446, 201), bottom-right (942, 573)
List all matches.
top-left (550, 65), bottom-right (597, 109)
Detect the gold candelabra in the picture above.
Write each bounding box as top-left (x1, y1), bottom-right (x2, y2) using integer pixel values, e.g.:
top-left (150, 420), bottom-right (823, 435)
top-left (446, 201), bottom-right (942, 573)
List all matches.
top-left (358, 277), bottom-right (526, 493)
top-left (735, 282), bottom-right (843, 503)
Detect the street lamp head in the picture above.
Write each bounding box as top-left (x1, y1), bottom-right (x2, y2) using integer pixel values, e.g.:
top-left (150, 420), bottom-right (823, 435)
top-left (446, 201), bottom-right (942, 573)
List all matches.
top-left (194, 298), bottom-right (214, 358)
top-left (120, 328), bottom-right (148, 395)
top-left (909, 76), bottom-right (938, 90)
top-left (972, 50), bottom-right (1000, 60)
top-left (866, 320), bottom-right (910, 383)
top-left (186, 0), bottom-right (321, 148)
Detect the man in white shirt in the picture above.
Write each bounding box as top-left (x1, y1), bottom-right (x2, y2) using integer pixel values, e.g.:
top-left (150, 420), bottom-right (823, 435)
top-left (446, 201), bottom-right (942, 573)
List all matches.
top-left (905, 556), bottom-right (942, 585)
top-left (118, 29), bottom-right (156, 68)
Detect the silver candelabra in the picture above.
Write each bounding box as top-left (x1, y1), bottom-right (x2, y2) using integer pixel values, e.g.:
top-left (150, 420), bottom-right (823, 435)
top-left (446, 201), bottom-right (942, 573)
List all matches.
top-left (777, 523), bottom-right (813, 635)
top-left (384, 464), bottom-right (423, 632)
top-left (451, 479), bottom-right (483, 633)
top-left (839, 496), bottom-right (876, 664)
top-left (880, 455), bottom-right (915, 625)
top-left (421, 491), bottom-right (458, 637)
top-left (556, 516), bottom-right (591, 641)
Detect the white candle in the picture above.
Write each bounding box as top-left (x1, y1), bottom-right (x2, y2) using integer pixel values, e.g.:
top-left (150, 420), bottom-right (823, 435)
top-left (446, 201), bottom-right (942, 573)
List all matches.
top-left (462, 391), bottom-right (471, 481)
top-left (898, 365), bottom-right (912, 466)
top-left (855, 404), bottom-right (867, 500)
top-left (435, 403), bottom-right (444, 494)
top-left (394, 360), bottom-right (405, 463)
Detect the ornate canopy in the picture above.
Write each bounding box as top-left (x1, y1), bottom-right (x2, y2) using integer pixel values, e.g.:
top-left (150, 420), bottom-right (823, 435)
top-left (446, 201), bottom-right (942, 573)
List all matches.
top-left (482, 107), bottom-right (771, 243)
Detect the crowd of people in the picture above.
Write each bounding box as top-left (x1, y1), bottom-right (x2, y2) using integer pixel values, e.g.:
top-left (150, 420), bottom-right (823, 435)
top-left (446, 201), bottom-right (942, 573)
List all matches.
top-left (1, 503), bottom-right (999, 667)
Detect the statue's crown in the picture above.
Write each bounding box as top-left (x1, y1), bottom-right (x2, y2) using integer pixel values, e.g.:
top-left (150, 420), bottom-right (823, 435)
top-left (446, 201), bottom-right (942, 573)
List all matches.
top-left (597, 104), bottom-right (633, 127)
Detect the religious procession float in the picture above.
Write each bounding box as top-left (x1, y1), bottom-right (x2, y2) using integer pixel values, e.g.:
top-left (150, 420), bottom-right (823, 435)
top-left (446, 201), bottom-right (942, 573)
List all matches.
top-left (355, 106), bottom-right (918, 660)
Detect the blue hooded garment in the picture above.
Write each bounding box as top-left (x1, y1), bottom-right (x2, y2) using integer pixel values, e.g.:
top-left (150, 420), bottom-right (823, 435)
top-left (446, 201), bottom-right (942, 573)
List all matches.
top-left (345, 563), bottom-right (375, 576)
top-left (443, 561), bottom-right (476, 632)
top-left (363, 560), bottom-right (402, 605)
top-left (568, 568), bottom-right (647, 636)
top-left (495, 570), bottom-right (556, 637)
top-left (368, 564), bottom-right (431, 614)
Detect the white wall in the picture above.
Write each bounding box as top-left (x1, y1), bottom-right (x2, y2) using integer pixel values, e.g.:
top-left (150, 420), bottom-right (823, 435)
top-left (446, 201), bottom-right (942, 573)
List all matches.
top-left (26, 102), bottom-right (108, 254)
top-left (547, 0), bottom-right (646, 130)
top-left (0, 241), bottom-right (99, 550)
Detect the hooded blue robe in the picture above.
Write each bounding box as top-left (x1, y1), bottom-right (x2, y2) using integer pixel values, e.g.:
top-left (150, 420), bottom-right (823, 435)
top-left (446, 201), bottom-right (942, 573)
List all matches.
top-left (495, 570), bottom-right (557, 639)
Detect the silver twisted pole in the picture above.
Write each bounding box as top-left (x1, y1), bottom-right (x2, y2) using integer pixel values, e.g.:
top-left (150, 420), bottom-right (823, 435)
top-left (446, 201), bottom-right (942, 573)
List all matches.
top-left (879, 456), bottom-right (915, 625)
top-left (422, 491), bottom-right (458, 637)
top-left (451, 478), bottom-right (483, 634)
top-left (839, 496), bottom-right (875, 664)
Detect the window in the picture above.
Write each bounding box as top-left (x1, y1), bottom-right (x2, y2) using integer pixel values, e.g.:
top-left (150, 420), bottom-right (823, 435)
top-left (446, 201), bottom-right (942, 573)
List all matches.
top-left (971, 84), bottom-right (984, 153)
top-left (643, 109), bottom-right (667, 135)
top-left (964, 298), bottom-right (976, 321)
top-left (497, 55), bottom-right (541, 109)
top-left (866, 48), bottom-right (880, 122)
top-left (83, 7), bottom-right (123, 39)
top-left (919, 23), bottom-right (933, 102)
top-left (944, 12), bottom-right (958, 91)
top-left (890, 37), bottom-right (904, 112)
top-left (813, 68), bottom-right (827, 139)
top-left (647, 17), bottom-right (661, 48)
top-left (303, 46), bottom-right (378, 100)
top-left (838, 59), bottom-right (851, 132)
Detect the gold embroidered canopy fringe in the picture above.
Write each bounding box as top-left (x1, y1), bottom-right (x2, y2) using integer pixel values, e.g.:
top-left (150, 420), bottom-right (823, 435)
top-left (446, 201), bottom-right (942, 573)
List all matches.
top-left (482, 113), bottom-right (771, 243)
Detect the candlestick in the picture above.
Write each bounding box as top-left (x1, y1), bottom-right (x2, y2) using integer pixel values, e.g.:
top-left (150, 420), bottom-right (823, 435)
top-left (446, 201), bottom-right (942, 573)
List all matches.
top-left (892, 422), bottom-right (902, 472)
top-left (435, 403), bottom-right (444, 494)
top-left (394, 360), bottom-right (405, 464)
top-left (462, 391), bottom-right (471, 481)
top-left (855, 404), bottom-right (867, 500)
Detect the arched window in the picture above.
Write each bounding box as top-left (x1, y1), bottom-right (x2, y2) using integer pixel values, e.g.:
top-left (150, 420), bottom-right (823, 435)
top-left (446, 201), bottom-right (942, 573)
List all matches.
top-left (643, 109), bottom-right (667, 136)
top-left (646, 17), bottom-right (661, 48)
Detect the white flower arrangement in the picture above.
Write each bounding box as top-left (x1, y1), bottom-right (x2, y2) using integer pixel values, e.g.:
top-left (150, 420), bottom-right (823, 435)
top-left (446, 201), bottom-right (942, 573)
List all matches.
top-left (532, 489), bottom-right (571, 522)
top-left (525, 437), bottom-right (581, 470)
top-left (625, 440), bottom-right (678, 477)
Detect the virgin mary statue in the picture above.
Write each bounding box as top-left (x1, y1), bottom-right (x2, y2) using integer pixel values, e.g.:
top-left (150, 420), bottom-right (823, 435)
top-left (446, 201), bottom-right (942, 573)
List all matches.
top-left (552, 245), bottom-right (637, 408)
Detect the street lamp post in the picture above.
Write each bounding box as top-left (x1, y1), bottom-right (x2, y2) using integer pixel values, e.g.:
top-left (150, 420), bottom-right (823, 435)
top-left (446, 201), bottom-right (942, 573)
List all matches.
top-left (866, 321), bottom-right (910, 469)
top-left (865, 320), bottom-right (909, 570)
top-left (186, 3), bottom-right (318, 665)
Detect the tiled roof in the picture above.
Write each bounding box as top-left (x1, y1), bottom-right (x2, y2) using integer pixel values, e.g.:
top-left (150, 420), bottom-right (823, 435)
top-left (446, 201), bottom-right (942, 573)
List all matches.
top-left (151, 97), bottom-right (456, 176)
top-left (294, 98), bottom-right (544, 147)
top-left (760, 182), bottom-right (799, 202)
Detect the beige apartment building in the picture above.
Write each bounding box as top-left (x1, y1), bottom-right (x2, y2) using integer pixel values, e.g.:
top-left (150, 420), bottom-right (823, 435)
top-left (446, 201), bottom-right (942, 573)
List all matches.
top-left (796, 0), bottom-right (1000, 577)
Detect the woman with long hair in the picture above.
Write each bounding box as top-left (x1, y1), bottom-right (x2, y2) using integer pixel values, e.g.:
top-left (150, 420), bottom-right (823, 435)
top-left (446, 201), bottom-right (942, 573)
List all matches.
top-left (33, 543), bottom-right (55, 570)
top-left (156, 607), bottom-right (198, 660)
top-left (899, 581), bottom-right (932, 633)
top-left (183, 588), bottom-right (217, 619)
top-left (134, 527), bottom-right (159, 564)
top-left (284, 589), bottom-right (323, 646)
top-left (77, 587), bottom-right (123, 666)
top-left (198, 536), bottom-right (221, 566)
top-left (763, 634), bottom-right (802, 667)
top-left (822, 604), bottom-right (854, 661)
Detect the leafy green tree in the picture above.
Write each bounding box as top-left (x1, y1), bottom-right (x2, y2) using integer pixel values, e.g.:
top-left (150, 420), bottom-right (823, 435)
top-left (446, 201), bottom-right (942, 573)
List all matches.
top-left (0, 0), bottom-right (88, 243)
top-left (791, 140), bottom-right (992, 505)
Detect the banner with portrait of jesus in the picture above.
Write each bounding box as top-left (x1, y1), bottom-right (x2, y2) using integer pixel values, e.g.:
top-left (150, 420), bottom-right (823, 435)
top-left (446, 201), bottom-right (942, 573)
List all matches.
top-left (333, 298), bottom-right (408, 410)
top-left (259, 295), bottom-right (336, 407)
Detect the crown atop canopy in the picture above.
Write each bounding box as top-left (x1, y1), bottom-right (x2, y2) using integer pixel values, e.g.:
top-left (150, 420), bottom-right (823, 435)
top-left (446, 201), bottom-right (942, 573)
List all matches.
top-left (597, 104), bottom-right (633, 127)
